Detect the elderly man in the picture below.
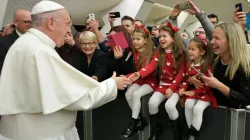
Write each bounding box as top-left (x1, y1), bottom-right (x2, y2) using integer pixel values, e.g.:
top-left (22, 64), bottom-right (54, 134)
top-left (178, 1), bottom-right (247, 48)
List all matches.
top-left (0, 9), bottom-right (31, 74)
top-left (0, 1), bottom-right (130, 140)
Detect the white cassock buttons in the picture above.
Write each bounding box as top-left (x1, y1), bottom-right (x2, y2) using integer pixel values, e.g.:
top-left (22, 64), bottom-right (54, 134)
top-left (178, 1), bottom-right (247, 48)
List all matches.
top-left (142, 68), bottom-right (146, 71)
top-left (173, 80), bottom-right (176, 83)
top-left (167, 63), bottom-right (170, 66)
top-left (155, 58), bottom-right (158, 61)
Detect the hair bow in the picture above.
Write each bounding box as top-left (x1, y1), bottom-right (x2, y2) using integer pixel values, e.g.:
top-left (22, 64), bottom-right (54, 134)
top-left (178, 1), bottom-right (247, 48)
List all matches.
top-left (197, 35), bottom-right (208, 49)
top-left (135, 24), bottom-right (150, 36)
top-left (167, 22), bottom-right (180, 33)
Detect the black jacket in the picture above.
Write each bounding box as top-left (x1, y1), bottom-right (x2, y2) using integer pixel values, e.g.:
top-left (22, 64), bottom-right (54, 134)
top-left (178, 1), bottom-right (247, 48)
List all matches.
top-left (212, 60), bottom-right (250, 108)
top-left (0, 31), bottom-right (19, 73)
top-left (74, 49), bottom-right (109, 82)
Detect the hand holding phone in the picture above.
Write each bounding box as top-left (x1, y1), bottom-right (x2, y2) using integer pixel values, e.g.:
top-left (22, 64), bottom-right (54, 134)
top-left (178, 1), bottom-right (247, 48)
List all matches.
top-left (235, 3), bottom-right (243, 12)
top-left (179, 2), bottom-right (191, 10)
top-left (192, 66), bottom-right (204, 76)
top-left (89, 13), bottom-right (95, 20)
top-left (109, 12), bottom-right (120, 18)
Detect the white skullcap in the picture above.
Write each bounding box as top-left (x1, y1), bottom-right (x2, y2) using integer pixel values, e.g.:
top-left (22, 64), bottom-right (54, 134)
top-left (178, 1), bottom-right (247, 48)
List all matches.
top-left (31, 0), bottom-right (64, 15)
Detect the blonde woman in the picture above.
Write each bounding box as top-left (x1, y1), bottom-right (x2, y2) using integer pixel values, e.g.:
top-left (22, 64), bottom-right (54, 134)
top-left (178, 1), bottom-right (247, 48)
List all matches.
top-left (75, 31), bottom-right (109, 140)
top-left (188, 22), bottom-right (250, 139)
top-left (75, 31), bottom-right (109, 82)
top-left (201, 21), bottom-right (250, 125)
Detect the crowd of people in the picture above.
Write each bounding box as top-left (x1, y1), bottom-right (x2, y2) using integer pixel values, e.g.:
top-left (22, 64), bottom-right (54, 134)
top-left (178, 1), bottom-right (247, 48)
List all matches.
top-left (0, 0), bottom-right (250, 140)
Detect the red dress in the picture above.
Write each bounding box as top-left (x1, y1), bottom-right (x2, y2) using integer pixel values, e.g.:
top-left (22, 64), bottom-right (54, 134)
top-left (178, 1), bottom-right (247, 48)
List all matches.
top-left (127, 51), bottom-right (159, 89)
top-left (180, 62), bottom-right (218, 108)
top-left (154, 51), bottom-right (185, 94)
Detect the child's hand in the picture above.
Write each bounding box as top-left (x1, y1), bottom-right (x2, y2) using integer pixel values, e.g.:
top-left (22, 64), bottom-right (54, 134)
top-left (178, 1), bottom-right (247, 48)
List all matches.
top-left (165, 89), bottom-right (173, 98)
top-left (128, 72), bottom-right (140, 83)
top-left (183, 91), bottom-right (195, 96)
top-left (179, 88), bottom-right (185, 96)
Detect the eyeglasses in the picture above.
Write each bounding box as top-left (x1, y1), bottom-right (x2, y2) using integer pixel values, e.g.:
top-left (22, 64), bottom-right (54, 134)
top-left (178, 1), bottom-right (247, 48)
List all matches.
top-left (211, 21), bottom-right (218, 24)
top-left (193, 31), bottom-right (205, 35)
top-left (80, 42), bottom-right (96, 47)
top-left (18, 20), bottom-right (32, 25)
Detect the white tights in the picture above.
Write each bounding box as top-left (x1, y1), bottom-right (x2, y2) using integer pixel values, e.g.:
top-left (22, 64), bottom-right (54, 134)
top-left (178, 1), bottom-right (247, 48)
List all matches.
top-left (148, 92), bottom-right (180, 120)
top-left (185, 99), bottom-right (210, 130)
top-left (125, 84), bottom-right (153, 119)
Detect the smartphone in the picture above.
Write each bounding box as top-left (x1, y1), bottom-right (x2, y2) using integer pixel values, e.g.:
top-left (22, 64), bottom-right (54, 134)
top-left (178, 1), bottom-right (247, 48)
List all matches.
top-left (192, 66), bottom-right (204, 76)
top-left (89, 13), bottom-right (95, 20)
top-left (179, 2), bottom-right (191, 10)
top-left (105, 32), bottom-right (128, 49)
top-left (235, 3), bottom-right (243, 12)
top-left (109, 12), bottom-right (120, 18)
top-left (246, 12), bottom-right (250, 30)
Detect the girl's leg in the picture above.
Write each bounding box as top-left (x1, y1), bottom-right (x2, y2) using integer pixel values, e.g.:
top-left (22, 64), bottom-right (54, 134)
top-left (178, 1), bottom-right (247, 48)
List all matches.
top-left (165, 93), bottom-right (180, 120)
top-left (192, 100), bottom-right (210, 130)
top-left (148, 92), bottom-right (166, 115)
top-left (125, 84), bottom-right (140, 109)
top-left (185, 99), bottom-right (197, 128)
top-left (131, 84), bottom-right (153, 119)
top-left (148, 92), bottom-right (166, 140)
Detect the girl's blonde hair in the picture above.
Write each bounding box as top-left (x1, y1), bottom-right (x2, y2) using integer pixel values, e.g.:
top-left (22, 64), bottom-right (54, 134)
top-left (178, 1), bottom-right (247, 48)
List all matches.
top-left (214, 22), bottom-right (250, 80)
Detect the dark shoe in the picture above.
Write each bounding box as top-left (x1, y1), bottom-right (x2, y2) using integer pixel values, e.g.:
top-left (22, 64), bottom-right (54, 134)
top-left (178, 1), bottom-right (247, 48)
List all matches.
top-left (137, 114), bottom-right (148, 132)
top-left (188, 135), bottom-right (196, 140)
top-left (148, 127), bottom-right (161, 140)
top-left (148, 114), bottom-right (161, 140)
top-left (187, 125), bottom-right (199, 140)
top-left (121, 118), bottom-right (143, 138)
top-left (170, 118), bottom-right (181, 140)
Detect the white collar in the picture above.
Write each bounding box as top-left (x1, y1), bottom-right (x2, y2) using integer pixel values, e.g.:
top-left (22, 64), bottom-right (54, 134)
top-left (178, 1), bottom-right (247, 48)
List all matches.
top-left (165, 49), bottom-right (172, 53)
top-left (16, 29), bottom-right (23, 37)
top-left (191, 60), bottom-right (204, 67)
top-left (28, 28), bottom-right (56, 49)
top-left (137, 48), bottom-right (145, 53)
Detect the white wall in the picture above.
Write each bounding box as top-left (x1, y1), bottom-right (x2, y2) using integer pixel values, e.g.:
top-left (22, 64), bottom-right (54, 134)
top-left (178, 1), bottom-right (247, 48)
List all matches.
top-left (3, 0), bottom-right (40, 27)
top-left (185, 21), bottom-right (202, 38)
top-left (100, 0), bottom-right (144, 36)
top-left (0, 0), bottom-right (9, 28)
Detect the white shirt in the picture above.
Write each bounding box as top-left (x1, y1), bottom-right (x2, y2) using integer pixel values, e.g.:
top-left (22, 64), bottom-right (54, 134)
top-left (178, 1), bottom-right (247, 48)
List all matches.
top-left (0, 28), bottom-right (117, 140)
top-left (15, 29), bottom-right (23, 37)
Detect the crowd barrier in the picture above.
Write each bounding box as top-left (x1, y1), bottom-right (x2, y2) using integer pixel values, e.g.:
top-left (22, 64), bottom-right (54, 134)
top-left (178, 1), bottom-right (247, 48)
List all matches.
top-left (83, 94), bottom-right (248, 140)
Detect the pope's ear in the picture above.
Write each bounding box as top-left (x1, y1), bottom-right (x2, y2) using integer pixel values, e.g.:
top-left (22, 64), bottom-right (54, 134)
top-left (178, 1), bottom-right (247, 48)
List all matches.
top-left (47, 17), bottom-right (56, 31)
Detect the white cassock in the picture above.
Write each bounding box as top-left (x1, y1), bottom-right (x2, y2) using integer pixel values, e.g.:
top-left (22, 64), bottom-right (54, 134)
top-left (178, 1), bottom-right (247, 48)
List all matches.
top-left (0, 28), bottom-right (117, 140)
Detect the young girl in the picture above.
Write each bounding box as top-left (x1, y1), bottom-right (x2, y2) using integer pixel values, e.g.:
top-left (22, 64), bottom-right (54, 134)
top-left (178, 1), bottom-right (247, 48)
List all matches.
top-left (121, 25), bottom-right (158, 139)
top-left (148, 22), bottom-right (186, 140)
top-left (179, 36), bottom-right (217, 140)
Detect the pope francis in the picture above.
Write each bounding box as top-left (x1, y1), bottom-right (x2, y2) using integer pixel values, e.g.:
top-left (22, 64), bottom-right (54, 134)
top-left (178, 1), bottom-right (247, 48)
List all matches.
top-left (0, 1), bottom-right (131, 140)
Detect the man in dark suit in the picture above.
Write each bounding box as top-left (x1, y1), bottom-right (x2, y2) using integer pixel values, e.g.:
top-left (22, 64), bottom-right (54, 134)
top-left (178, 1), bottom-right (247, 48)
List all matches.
top-left (0, 9), bottom-right (31, 73)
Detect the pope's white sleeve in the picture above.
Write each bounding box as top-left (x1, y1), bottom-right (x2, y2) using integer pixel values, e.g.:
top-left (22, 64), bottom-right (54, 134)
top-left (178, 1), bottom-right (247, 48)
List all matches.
top-left (34, 50), bottom-right (117, 114)
top-left (64, 78), bottom-right (117, 110)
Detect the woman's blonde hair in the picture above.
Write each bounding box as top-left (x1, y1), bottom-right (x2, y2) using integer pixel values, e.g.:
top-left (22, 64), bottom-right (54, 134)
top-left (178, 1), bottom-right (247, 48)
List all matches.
top-left (79, 31), bottom-right (97, 44)
top-left (214, 22), bottom-right (250, 80)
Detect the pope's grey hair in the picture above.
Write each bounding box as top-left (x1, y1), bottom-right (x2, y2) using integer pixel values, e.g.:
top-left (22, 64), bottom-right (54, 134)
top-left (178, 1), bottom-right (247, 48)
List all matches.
top-left (31, 10), bottom-right (60, 27)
